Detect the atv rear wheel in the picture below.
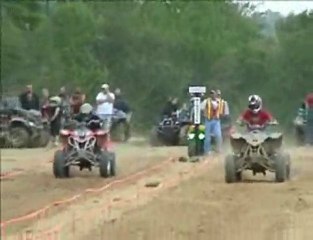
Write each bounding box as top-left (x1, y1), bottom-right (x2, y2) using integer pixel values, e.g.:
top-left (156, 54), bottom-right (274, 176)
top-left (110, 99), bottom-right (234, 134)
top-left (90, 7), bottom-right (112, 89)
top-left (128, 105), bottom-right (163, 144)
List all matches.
top-left (53, 150), bottom-right (69, 178)
top-left (9, 126), bottom-right (30, 148)
top-left (99, 152), bottom-right (113, 178)
top-left (225, 155), bottom-right (238, 183)
top-left (275, 153), bottom-right (288, 182)
top-left (39, 130), bottom-right (50, 147)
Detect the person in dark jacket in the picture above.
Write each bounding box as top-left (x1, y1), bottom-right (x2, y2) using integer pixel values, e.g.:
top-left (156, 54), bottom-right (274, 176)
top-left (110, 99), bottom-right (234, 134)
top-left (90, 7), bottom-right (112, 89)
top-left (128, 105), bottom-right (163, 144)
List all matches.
top-left (162, 97), bottom-right (178, 118)
top-left (113, 88), bottom-right (132, 140)
top-left (114, 88), bottom-right (131, 113)
top-left (19, 85), bottom-right (40, 110)
top-left (48, 96), bottom-right (62, 146)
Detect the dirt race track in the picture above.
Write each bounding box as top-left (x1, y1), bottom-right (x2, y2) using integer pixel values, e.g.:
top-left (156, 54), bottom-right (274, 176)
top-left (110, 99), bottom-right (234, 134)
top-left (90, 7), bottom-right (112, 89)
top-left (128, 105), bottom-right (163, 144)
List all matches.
top-left (1, 139), bottom-right (313, 240)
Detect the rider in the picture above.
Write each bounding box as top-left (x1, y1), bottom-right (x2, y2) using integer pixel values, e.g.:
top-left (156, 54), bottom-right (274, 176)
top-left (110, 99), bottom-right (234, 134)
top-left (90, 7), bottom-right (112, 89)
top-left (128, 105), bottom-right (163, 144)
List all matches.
top-left (237, 95), bottom-right (276, 130)
top-left (74, 103), bottom-right (102, 131)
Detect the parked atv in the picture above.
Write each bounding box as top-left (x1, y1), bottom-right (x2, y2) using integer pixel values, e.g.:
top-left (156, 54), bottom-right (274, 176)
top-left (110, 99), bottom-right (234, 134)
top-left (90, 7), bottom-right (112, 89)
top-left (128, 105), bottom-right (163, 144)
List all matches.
top-left (53, 120), bottom-right (116, 178)
top-left (150, 113), bottom-right (191, 146)
top-left (187, 124), bottom-right (205, 157)
top-left (110, 109), bottom-right (131, 142)
top-left (225, 122), bottom-right (290, 183)
top-left (0, 108), bottom-right (50, 148)
top-left (187, 121), bottom-right (233, 157)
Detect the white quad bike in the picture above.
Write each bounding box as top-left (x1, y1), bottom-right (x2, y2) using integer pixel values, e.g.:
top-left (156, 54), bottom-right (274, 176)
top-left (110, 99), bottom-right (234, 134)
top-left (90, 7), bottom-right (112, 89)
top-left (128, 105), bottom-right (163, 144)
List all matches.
top-left (225, 121), bottom-right (291, 183)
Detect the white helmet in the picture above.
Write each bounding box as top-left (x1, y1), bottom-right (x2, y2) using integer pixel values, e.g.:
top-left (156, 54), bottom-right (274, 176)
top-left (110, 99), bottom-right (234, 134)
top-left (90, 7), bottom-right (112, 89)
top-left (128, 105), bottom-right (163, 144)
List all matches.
top-left (248, 95), bottom-right (262, 114)
top-left (80, 103), bottom-right (93, 114)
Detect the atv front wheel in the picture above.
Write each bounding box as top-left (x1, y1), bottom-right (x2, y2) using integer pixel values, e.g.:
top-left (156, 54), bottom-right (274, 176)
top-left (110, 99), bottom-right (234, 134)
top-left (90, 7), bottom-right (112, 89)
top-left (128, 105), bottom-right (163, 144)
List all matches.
top-left (225, 155), bottom-right (238, 183)
top-left (187, 140), bottom-right (196, 157)
top-left (275, 153), bottom-right (288, 182)
top-left (9, 126), bottom-right (30, 148)
top-left (53, 150), bottom-right (69, 178)
top-left (99, 152), bottom-right (113, 178)
top-left (149, 127), bottom-right (161, 147)
top-left (108, 152), bottom-right (116, 176)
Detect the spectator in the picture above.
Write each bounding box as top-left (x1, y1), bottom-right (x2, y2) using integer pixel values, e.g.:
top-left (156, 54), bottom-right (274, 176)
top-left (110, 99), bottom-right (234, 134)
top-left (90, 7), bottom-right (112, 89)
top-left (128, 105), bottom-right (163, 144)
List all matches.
top-left (19, 84), bottom-right (40, 110)
top-left (58, 86), bottom-right (71, 123)
top-left (113, 88), bottom-right (132, 140)
top-left (41, 88), bottom-right (50, 120)
top-left (70, 87), bottom-right (85, 116)
top-left (48, 96), bottom-right (62, 146)
top-left (201, 90), bottom-right (225, 154)
top-left (95, 84), bottom-right (115, 132)
top-left (162, 97), bottom-right (179, 117)
top-left (114, 88), bottom-right (131, 114)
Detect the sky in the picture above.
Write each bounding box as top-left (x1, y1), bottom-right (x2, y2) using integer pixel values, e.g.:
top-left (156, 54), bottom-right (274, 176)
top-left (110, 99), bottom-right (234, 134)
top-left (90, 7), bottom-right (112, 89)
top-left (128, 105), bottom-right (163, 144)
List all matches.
top-left (251, 1), bottom-right (313, 16)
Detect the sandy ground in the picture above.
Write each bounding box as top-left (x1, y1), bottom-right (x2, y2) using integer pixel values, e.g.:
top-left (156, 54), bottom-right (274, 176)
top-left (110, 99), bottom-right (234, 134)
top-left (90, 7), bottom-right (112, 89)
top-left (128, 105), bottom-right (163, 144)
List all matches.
top-left (82, 147), bottom-right (313, 240)
top-left (2, 141), bottom-right (313, 240)
top-left (0, 139), bottom-right (184, 235)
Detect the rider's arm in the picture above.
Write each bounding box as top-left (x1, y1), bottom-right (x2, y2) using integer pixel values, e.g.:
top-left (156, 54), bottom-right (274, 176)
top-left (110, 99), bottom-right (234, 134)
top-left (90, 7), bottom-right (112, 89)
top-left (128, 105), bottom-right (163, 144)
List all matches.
top-left (236, 110), bottom-right (249, 125)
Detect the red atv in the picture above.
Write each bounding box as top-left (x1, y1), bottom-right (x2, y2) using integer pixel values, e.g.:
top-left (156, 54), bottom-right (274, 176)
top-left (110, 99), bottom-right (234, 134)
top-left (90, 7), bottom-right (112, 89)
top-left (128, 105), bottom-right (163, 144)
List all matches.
top-left (53, 120), bottom-right (116, 178)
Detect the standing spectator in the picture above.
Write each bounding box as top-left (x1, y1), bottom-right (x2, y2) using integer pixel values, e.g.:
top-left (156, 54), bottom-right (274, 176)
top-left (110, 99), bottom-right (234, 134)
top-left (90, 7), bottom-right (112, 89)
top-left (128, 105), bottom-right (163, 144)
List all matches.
top-left (96, 84), bottom-right (115, 132)
top-left (162, 97), bottom-right (179, 118)
top-left (19, 84), bottom-right (40, 110)
top-left (70, 87), bottom-right (85, 116)
top-left (48, 96), bottom-right (62, 146)
top-left (216, 89), bottom-right (230, 118)
top-left (201, 90), bottom-right (225, 154)
top-left (58, 86), bottom-right (71, 125)
top-left (114, 88), bottom-right (132, 140)
top-left (114, 88), bottom-right (131, 115)
top-left (41, 88), bottom-right (50, 120)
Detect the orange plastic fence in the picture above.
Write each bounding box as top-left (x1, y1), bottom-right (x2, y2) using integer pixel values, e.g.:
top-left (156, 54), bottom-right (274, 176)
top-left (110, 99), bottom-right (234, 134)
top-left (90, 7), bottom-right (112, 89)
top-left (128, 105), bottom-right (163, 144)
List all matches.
top-left (0, 156), bottom-right (175, 240)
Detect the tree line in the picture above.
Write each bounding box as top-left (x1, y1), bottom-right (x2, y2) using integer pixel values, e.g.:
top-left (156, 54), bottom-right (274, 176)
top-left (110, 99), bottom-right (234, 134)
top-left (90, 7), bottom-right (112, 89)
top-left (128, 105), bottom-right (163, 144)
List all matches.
top-left (1, 0), bottom-right (313, 130)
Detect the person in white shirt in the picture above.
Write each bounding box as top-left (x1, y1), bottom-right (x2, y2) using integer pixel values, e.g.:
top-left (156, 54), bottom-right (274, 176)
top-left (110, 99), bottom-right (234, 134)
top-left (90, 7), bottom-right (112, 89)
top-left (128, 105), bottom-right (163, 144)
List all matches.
top-left (96, 84), bottom-right (115, 132)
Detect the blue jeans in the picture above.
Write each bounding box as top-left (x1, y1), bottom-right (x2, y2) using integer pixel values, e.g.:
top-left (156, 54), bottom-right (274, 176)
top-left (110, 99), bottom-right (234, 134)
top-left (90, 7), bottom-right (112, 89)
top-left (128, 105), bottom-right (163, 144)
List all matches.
top-left (204, 118), bottom-right (222, 153)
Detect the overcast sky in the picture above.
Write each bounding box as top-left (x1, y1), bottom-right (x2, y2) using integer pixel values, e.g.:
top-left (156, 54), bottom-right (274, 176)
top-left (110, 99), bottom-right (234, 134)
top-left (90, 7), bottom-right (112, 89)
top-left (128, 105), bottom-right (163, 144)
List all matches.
top-left (251, 1), bottom-right (313, 15)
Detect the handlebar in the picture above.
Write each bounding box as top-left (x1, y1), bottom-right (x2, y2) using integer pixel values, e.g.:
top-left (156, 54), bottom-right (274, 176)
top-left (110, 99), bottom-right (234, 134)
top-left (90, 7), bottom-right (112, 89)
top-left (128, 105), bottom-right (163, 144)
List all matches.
top-left (236, 120), bottom-right (279, 129)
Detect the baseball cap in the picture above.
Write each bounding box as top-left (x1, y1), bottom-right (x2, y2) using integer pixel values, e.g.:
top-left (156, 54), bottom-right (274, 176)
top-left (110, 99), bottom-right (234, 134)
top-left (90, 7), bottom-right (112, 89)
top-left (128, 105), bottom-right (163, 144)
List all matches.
top-left (101, 84), bottom-right (109, 89)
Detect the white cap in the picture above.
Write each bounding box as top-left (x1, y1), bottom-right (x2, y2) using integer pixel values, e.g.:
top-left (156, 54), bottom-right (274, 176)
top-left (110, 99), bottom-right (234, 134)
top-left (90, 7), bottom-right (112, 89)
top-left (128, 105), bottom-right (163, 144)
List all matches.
top-left (101, 84), bottom-right (109, 89)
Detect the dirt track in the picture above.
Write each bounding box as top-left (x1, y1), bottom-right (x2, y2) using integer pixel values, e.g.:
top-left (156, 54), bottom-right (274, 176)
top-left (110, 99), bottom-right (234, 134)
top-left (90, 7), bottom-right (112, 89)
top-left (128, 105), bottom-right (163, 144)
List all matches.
top-left (0, 139), bottom-right (183, 234)
top-left (1, 142), bottom-right (313, 240)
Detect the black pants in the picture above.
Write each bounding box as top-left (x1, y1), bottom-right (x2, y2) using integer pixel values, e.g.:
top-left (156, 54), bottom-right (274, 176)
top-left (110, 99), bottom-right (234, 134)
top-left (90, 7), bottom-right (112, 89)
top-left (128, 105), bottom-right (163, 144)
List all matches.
top-left (50, 119), bottom-right (61, 137)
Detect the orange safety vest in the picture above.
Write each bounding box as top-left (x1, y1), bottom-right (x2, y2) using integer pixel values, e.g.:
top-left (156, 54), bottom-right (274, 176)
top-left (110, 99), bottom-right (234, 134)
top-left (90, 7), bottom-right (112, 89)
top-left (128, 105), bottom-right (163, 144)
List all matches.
top-left (206, 98), bottom-right (225, 119)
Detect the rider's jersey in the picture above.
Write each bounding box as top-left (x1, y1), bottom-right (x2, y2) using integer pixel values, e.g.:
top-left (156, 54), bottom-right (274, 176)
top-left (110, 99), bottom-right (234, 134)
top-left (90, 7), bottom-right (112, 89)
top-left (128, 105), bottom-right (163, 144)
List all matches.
top-left (74, 113), bottom-right (102, 130)
top-left (240, 109), bottom-right (273, 127)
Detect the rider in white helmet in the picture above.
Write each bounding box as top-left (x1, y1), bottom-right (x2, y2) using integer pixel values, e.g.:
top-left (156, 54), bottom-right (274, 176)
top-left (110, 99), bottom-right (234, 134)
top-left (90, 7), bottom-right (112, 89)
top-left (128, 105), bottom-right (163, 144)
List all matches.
top-left (237, 95), bottom-right (277, 130)
top-left (74, 103), bottom-right (102, 130)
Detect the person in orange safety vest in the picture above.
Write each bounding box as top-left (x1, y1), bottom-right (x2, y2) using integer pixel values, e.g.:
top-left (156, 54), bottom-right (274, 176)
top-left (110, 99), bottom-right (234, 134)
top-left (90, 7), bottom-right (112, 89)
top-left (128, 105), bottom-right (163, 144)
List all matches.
top-left (201, 90), bottom-right (225, 154)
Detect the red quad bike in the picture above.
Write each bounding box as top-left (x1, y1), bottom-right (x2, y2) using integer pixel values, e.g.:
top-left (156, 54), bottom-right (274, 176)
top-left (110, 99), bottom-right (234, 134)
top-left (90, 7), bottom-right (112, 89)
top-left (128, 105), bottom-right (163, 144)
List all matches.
top-left (53, 120), bottom-right (116, 178)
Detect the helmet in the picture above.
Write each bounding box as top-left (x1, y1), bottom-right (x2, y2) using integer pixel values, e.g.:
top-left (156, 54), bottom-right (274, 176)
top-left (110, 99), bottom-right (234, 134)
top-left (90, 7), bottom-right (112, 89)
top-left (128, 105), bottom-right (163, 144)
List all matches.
top-left (80, 103), bottom-right (93, 115)
top-left (49, 96), bottom-right (62, 107)
top-left (248, 95), bottom-right (262, 114)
